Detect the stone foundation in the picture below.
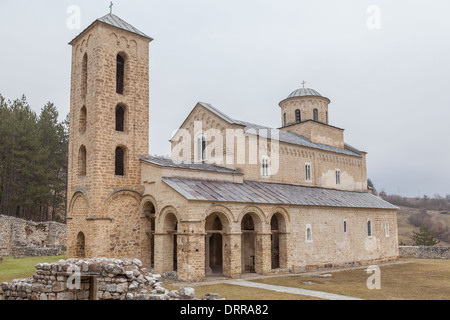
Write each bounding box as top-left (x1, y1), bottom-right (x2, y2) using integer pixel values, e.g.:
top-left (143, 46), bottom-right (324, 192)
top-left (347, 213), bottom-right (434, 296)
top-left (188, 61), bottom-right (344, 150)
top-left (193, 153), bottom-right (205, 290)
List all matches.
top-left (0, 258), bottom-right (221, 300)
top-left (399, 246), bottom-right (450, 259)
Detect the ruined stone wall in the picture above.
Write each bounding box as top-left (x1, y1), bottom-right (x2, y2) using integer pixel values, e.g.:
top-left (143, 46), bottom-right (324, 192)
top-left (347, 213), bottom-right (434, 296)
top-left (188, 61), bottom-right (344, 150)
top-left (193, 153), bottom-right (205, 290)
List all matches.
top-left (399, 246), bottom-right (450, 259)
top-left (0, 215), bottom-right (66, 257)
top-left (0, 258), bottom-right (221, 301)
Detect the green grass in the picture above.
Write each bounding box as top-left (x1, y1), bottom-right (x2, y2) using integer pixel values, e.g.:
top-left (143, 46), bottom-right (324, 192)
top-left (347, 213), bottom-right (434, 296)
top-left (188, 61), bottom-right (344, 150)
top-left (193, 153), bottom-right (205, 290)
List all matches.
top-left (0, 255), bottom-right (67, 283)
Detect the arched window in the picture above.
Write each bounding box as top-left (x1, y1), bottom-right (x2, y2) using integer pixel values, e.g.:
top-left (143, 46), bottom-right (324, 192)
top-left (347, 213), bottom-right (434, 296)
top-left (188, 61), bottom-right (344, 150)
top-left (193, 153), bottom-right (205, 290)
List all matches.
top-left (283, 113), bottom-right (287, 126)
top-left (115, 146), bottom-right (125, 176)
top-left (81, 53), bottom-right (88, 97)
top-left (261, 156), bottom-right (270, 177)
top-left (367, 220), bottom-right (372, 237)
top-left (343, 220), bottom-right (347, 234)
top-left (79, 106), bottom-right (87, 132)
top-left (306, 225), bottom-right (313, 242)
top-left (116, 54), bottom-right (125, 94)
top-left (116, 105), bottom-right (125, 132)
top-left (76, 232), bottom-right (86, 258)
top-left (197, 134), bottom-right (206, 162)
top-left (305, 163), bottom-right (311, 182)
top-left (385, 222), bottom-right (390, 237)
top-left (78, 145), bottom-right (87, 177)
top-left (295, 109), bottom-right (301, 123)
top-left (313, 108), bottom-right (319, 121)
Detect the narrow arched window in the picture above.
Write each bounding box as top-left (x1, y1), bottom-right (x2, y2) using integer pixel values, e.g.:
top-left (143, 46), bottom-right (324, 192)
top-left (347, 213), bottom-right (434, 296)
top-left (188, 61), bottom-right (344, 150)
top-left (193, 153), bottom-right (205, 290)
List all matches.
top-left (306, 225), bottom-right (313, 242)
top-left (81, 53), bottom-right (88, 97)
top-left (116, 105), bottom-right (125, 132)
top-left (261, 156), bottom-right (270, 177)
top-left (283, 113), bottom-right (287, 126)
top-left (295, 109), bottom-right (301, 123)
top-left (76, 232), bottom-right (86, 258)
top-left (79, 106), bottom-right (87, 132)
top-left (305, 163), bottom-right (311, 182)
top-left (313, 108), bottom-right (319, 121)
top-left (367, 220), bottom-right (372, 237)
top-left (78, 145), bottom-right (87, 177)
top-left (115, 146), bottom-right (125, 176)
top-left (197, 134), bottom-right (206, 162)
top-left (116, 54), bottom-right (125, 94)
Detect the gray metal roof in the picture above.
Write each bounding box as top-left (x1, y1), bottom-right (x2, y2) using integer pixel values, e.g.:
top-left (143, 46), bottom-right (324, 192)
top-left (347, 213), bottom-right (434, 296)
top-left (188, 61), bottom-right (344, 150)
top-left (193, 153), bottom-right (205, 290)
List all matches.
top-left (162, 177), bottom-right (398, 209)
top-left (198, 102), bottom-right (362, 157)
top-left (287, 88), bottom-right (323, 99)
top-left (69, 13), bottom-right (152, 44)
top-left (97, 14), bottom-right (152, 40)
top-left (140, 156), bottom-right (242, 174)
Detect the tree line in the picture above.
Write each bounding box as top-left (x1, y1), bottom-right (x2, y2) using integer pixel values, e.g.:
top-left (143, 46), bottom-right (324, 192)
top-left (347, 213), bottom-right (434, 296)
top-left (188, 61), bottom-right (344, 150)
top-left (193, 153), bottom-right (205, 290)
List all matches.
top-left (0, 94), bottom-right (69, 222)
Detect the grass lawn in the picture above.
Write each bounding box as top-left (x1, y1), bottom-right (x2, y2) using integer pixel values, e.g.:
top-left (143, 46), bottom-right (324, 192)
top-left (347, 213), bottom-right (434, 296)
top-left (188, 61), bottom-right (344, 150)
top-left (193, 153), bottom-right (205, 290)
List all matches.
top-left (0, 255), bottom-right (67, 283)
top-left (163, 282), bottom-right (321, 300)
top-left (252, 259), bottom-right (450, 300)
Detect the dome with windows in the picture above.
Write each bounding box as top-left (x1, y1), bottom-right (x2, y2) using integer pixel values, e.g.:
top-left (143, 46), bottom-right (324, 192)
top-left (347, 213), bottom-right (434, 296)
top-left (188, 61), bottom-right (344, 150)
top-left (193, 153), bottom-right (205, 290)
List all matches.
top-left (287, 87), bottom-right (323, 99)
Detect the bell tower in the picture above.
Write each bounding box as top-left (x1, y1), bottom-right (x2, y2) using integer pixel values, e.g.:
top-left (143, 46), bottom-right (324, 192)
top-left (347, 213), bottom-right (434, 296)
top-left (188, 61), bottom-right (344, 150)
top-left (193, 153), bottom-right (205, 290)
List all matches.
top-left (66, 13), bottom-right (153, 259)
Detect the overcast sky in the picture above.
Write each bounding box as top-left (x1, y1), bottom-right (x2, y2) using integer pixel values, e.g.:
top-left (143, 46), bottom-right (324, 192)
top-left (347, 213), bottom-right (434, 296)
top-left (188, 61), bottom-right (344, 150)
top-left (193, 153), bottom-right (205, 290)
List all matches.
top-left (1, 0), bottom-right (449, 198)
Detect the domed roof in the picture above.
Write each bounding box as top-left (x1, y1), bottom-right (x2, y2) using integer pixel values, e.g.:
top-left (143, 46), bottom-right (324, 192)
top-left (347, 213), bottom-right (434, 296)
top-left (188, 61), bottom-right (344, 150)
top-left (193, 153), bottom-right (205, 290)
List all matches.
top-left (287, 88), bottom-right (323, 99)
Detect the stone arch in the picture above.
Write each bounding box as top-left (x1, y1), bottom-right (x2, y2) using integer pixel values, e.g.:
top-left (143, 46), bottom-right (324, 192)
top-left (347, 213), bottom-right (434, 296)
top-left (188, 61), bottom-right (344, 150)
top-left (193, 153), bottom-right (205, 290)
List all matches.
top-left (156, 206), bottom-right (181, 230)
top-left (202, 205), bottom-right (234, 233)
top-left (157, 207), bottom-right (179, 273)
top-left (268, 208), bottom-right (290, 270)
top-left (103, 189), bottom-right (142, 211)
top-left (203, 205), bottom-right (234, 277)
top-left (140, 195), bottom-right (158, 215)
top-left (237, 206), bottom-right (265, 231)
top-left (140, 195), bottom-right (157, 268)
top-left (239, 206), bottom-right (265, 274)
top-left (68, 191), bottom-right (89, 215)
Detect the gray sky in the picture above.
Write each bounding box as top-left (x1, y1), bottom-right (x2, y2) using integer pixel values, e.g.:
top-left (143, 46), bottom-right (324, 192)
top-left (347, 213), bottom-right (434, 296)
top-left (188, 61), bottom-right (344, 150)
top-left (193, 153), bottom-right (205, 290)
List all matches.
top-left (1, 0), bottom-right (449, 197)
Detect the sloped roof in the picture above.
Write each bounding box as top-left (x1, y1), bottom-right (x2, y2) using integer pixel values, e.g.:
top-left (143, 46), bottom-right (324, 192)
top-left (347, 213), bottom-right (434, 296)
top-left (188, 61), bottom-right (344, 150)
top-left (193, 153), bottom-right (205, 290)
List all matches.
top-left (162, 177), bottom-right (398, 209)
top-left (69, 13), bottom-right (152, 44)
top-left (140, 156), bottom-right (242, 174)
top-left (197, 102), bottom-right (363, 157)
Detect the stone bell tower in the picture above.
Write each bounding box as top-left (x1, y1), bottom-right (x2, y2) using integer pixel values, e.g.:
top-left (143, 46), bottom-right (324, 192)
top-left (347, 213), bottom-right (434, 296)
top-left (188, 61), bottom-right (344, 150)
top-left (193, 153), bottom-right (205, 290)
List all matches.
top-left (66, 13), bottom-right (153, 260)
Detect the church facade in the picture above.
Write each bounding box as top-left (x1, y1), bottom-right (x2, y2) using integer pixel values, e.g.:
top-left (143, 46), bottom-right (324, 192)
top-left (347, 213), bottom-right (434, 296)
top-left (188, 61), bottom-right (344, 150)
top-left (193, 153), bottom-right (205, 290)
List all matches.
top-left (66, 13), bottom-right (398, 282)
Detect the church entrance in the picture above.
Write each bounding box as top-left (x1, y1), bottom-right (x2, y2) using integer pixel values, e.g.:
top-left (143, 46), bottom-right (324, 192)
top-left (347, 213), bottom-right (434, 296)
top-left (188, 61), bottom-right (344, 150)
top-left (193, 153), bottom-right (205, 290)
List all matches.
top-left (205, 213), bottom-right (226, 276)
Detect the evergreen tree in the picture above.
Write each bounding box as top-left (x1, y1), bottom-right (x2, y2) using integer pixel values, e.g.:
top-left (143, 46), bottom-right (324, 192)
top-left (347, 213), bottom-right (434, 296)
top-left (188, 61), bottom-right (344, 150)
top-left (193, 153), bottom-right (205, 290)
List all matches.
top-left (411, 225), bottom-right (440, 246)
top-left (0, 94), bottom-right (69, 222)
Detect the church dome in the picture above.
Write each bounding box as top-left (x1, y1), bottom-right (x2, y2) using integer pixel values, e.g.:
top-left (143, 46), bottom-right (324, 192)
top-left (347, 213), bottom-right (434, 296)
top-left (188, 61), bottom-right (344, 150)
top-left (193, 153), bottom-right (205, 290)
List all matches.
top-left (287, 88), bottom-right (323, 99)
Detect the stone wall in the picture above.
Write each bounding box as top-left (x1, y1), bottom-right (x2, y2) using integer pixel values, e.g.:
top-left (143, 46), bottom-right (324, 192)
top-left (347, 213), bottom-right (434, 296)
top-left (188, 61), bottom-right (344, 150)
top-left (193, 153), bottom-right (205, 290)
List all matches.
top-left (0, 215), bottom-right (66, 257)
top-left (399, 246), bottom-right (450, 259)
top-left (0, 258), bottom-right (221, 300)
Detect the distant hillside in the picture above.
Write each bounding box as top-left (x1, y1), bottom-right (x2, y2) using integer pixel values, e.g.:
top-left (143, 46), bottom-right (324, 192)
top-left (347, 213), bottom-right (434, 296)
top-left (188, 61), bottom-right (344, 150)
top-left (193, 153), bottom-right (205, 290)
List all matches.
top-left (379, 193), bottom-right (450, 246)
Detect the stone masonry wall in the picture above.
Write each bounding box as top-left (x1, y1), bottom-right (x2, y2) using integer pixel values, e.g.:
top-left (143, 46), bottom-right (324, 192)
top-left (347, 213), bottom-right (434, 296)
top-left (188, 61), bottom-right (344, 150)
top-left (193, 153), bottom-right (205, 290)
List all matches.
top-left (399, 246), bottom-right (450, 259)
top-left (0, 258), bottom-right (221, 301)
top-left (0, 215), bottom-right (66, 257)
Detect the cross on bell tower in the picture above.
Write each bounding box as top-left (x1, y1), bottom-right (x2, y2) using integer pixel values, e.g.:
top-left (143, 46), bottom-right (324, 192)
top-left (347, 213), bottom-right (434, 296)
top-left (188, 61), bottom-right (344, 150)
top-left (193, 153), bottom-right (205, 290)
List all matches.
top-left (109, 2), bottom-right (114, 14)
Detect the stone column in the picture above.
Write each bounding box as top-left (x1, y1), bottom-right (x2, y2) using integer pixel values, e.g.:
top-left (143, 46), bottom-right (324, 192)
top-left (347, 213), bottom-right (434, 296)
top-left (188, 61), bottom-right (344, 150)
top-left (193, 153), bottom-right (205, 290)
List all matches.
top-left (255, 233), bottom-right (272, 275)
top-left (223, 232), bottom-right (242, 278)
top-left (205, 234), bottom-right (212, 275)
top-left (176, 232), bottom-right (206, 282)
top-left (153, 233), bottom-right (172, 274)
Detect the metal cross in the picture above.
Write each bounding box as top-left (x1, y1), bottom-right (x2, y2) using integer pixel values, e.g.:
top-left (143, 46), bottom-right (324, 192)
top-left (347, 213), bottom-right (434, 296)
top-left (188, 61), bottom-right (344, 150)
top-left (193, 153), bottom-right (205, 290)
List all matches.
top-left (301, 80), bottom-right (306, 88)
top-left (110, 1), bottom-right (114, 14)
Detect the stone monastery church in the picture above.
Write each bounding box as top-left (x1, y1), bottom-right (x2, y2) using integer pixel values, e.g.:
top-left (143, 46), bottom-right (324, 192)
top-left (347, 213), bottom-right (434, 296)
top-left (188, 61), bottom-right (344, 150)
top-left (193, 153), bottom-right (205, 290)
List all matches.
top-left (67, 13), bottom-right (398, 281)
